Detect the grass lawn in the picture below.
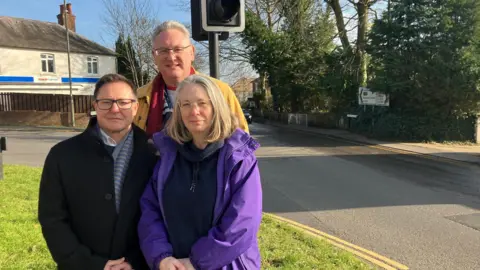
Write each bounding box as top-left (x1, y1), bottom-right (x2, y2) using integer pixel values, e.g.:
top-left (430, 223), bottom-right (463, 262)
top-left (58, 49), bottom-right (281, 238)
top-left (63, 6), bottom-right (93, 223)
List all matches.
top-left (0, 165), bottom-right (372, 269)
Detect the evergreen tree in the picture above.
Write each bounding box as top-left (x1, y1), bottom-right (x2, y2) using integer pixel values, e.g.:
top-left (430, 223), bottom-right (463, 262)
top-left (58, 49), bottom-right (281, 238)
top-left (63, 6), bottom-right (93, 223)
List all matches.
top-left (115, 35), bottom-right (148, 87)
top-left (367, 0), bottom-right (480, 140)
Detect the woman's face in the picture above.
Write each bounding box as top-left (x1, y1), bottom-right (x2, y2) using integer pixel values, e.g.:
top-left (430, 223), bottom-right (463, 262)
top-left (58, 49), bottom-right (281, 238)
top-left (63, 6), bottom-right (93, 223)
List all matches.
top-left (177, 83), bottom-right (213, 137)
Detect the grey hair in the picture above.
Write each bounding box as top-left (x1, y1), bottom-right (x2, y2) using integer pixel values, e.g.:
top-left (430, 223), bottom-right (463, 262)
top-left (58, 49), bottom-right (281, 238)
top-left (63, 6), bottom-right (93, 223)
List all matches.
top-left (151, 20), bottom-right (191, 45)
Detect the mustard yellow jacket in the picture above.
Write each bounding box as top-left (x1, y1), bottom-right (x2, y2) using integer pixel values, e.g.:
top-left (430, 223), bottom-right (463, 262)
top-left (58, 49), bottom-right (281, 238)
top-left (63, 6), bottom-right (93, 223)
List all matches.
top-left (133, 72), bottom-right (249, 133)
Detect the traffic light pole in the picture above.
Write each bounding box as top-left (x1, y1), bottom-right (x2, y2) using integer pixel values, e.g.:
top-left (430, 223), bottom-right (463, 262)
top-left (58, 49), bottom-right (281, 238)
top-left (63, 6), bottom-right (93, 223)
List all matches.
top-left (0, 137), bottom-right (6, 180)
top-left (208, 32), bottom-right (220, 79)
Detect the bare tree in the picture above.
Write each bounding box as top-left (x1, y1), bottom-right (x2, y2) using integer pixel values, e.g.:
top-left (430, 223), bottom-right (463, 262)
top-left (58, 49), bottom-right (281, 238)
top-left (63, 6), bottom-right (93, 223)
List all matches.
top-left (167, 0), bottom-right (265, 83)
top-left (325, 0), bottom-right (384, 86)
top-left (183, 23), bottom-right (210, 73)
top-left (101, 0), bottom-right (158, 87)
top-left (246, 0), bottom-right (283, 31)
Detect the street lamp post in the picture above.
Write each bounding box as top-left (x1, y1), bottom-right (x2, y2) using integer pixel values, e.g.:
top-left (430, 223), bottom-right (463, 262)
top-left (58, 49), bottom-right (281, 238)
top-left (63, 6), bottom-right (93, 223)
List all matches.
top-left (63, 0), bottom-right (75, 127)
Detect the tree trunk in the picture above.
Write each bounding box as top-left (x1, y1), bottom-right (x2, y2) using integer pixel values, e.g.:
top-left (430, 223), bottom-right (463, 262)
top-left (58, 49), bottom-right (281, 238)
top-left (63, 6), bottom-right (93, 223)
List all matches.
top-left (356, 0), bottom-right (368, 86)
top-left (327, 0), bottom-right (352, 54)
top-left (266, 0), bottom-right (273, 29)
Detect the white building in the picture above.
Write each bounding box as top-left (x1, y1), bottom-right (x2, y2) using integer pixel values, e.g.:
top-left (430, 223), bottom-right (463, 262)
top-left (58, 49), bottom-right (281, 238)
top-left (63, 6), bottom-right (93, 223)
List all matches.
top-left (0, 4), bottom-right (116, 95)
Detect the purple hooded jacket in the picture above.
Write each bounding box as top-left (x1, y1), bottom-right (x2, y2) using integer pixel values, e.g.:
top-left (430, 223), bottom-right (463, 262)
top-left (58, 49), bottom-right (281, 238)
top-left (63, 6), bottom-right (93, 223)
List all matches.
top-left (138, 128), bottom-right (262, 270)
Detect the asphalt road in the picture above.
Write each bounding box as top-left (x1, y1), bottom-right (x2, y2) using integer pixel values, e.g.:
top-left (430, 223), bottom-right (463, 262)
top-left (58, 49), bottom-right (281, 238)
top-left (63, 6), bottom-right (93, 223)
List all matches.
top-left (0, 127), bottom-right (79, 167)
top-left (253, 123), bottom-right (480, 270)
top-left (2, 124), bottom-right (480, 269)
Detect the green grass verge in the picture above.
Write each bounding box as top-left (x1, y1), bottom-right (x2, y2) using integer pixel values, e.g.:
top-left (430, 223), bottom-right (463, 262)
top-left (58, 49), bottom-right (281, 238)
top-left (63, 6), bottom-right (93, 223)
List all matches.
top-left (0, 165), bottom-right (372, 269)
top-left (0, 165), bottom-right (55, 269)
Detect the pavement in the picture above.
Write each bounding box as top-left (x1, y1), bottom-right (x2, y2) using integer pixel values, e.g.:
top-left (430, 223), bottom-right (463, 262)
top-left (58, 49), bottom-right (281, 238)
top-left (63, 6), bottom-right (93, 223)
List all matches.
top-left (265, 120), bottom-right (480, 166)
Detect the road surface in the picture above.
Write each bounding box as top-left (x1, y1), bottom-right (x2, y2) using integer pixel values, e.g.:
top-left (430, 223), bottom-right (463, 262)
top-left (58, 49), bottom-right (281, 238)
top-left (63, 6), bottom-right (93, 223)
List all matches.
top-left (253, 123), bottom-right (480, 270)
top-left (0, 127), bottom-right (79, 167)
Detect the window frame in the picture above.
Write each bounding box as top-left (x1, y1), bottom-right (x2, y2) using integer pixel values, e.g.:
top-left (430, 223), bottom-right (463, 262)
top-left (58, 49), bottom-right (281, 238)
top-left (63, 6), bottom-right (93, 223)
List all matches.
top-left (87, 56), bottom-right (99, 75)
top-left (40, 53), bottom-right (55, 73)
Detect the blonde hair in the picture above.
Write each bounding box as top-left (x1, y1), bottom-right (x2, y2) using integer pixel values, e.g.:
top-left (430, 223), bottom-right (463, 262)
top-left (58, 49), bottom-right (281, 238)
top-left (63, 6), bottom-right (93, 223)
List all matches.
top-left (152, 20), bottom-right (190, 45)
top-left (166, 75), bottom-right (239, 144)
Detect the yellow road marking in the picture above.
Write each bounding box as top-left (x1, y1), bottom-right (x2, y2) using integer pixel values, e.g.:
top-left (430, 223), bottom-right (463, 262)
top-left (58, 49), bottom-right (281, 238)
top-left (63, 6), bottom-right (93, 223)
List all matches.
top-left (265, 213), bottom-right (409, 270)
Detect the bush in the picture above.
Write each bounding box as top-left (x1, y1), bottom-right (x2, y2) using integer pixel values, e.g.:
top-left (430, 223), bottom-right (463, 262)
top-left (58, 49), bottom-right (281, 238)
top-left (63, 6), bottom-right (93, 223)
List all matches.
top-left (350, 110), bottom-right (476, 142)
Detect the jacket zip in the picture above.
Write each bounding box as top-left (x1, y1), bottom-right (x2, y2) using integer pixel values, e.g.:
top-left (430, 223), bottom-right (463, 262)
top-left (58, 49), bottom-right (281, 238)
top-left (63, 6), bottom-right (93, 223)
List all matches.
top-left (190, 162), bottom-right (199, 192)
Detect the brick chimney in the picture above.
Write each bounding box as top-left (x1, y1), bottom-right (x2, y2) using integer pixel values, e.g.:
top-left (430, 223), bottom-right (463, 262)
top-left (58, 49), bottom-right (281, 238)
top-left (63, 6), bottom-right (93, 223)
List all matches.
top-left (57, 3), bottom-right (76, 32)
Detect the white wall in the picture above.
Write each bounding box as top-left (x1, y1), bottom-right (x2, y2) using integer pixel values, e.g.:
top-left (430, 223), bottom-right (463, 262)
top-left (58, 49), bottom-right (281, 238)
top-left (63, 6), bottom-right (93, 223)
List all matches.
top-left (0, 47), bottom-right (116, 77)
top-left (0, 47), bottom-right (116, 95)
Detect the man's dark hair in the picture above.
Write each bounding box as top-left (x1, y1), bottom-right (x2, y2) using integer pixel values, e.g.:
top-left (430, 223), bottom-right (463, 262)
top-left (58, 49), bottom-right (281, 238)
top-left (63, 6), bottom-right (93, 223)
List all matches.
top-left (93, 74), bottom-right (136, 99)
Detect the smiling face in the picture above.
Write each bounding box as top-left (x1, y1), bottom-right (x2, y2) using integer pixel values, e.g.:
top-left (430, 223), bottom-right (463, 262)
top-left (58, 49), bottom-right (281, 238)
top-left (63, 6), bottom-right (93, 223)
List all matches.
top-left (152, 29), bottom-right (195, 85)
top-left (177, 83), bottom-right (213, 137)
top-left (93, 81), bottom-right (138, 134)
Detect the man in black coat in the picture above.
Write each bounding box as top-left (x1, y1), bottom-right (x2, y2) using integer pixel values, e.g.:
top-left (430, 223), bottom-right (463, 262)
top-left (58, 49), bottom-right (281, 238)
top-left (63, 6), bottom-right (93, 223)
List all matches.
top-left (38, 74), bottom-right (157, 270)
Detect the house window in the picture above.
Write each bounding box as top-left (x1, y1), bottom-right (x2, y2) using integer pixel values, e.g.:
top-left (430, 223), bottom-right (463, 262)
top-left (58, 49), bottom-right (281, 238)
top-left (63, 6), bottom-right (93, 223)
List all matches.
top-left (87, 56), bottom-right (99, 74)
top-left (41, 54), bottom-right (55, 73)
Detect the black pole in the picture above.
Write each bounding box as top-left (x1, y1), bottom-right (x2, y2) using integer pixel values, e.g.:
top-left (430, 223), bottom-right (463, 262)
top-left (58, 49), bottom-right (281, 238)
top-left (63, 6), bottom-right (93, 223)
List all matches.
top-left (0, 136), bottom-right (5, 180)
top-left (208, 32), bottom-right (220, 79)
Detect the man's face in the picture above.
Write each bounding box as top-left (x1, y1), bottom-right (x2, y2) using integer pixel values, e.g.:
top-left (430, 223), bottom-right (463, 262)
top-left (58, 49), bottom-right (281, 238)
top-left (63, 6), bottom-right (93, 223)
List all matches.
top-left (93, 81), bottom-right (138, 134)
top-left (152, 29), bottom-right (195, 83)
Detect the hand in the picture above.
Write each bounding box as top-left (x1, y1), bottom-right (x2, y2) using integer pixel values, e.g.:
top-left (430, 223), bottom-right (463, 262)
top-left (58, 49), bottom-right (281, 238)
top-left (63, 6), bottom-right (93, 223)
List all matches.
top-left (110, 261), bottom-right (133, 270)
top-left (159, 256), bottom-right (186, 270)
top-left (178, 258), bottom-right (195, 270)
top-left (104, 258), bottom-right (130, 270)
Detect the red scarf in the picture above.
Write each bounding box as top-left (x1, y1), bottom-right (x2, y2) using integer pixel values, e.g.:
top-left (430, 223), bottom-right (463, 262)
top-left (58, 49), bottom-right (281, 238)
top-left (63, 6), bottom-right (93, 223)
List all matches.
top-left (146, 68), bottom-right (195, 137)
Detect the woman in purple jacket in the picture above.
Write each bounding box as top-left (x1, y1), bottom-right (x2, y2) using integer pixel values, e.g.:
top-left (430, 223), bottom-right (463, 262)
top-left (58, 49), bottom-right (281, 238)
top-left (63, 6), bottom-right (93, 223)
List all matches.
top-left (138, 74), bottom-right (262, 270)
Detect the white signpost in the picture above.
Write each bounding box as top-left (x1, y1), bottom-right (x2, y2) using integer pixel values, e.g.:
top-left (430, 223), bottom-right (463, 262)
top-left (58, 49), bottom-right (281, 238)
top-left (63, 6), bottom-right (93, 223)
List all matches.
top-left (358, 87), bottom-right (389, 106)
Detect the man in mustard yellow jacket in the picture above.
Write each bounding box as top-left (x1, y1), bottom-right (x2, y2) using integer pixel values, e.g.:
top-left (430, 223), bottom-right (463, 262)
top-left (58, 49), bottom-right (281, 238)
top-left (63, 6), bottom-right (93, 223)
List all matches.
top-left (133, 20), bottom-right (248, 137)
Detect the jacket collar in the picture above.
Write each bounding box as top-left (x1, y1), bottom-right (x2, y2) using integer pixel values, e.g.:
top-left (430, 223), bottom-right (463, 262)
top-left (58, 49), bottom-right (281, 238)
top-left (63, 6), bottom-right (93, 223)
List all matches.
top-left (84, 116), bottom-right (148, 146)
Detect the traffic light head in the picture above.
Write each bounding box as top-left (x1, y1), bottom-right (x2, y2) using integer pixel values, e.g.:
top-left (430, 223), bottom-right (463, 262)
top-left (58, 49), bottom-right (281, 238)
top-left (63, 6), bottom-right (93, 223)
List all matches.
top-left (191, 0), bottom-right (245, 41)
top-left (202, 0), bottom-right (244, 32)
top-left (208, 0), bottom-right (240, 23)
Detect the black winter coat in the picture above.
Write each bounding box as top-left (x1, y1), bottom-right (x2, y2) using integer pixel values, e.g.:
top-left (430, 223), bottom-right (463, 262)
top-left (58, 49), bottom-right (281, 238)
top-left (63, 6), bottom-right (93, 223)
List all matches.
top-left (38, 118), bottom-right (157, 270)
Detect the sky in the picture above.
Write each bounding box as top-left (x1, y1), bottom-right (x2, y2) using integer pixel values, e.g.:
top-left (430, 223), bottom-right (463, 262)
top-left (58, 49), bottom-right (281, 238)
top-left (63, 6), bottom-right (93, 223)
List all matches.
top-left (1, 0), bottom-right (387, 83)
top-left (0, 0), bottom-right (252, 82)
top-left (1, 0), bottom-right (191, 49)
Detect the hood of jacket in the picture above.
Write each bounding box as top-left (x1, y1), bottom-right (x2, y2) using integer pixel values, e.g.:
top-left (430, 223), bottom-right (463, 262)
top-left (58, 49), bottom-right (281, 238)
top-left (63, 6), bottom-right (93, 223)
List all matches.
top-left (176, 140), bottom-right (224, 163)
top-left (152, 128), bottom-right (259, 162)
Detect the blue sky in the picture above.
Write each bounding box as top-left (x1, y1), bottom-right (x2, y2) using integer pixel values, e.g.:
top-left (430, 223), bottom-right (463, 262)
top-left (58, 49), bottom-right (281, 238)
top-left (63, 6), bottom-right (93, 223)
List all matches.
top-left (1, 0), bottom-right (191, 48)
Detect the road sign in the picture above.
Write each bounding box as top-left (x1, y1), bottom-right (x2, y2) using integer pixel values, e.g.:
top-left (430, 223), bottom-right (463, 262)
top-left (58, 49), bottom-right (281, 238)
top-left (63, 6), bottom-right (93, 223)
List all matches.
top-left (358, 87), bottom-right (389, 106)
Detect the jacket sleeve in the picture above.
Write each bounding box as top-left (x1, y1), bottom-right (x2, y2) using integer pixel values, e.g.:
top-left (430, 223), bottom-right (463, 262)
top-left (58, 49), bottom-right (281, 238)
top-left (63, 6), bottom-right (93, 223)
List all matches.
top-left (38, 148), bottom-right (108, 269)
top-left (225, 84), bottom-right (250, 134)
top-left (138, 160), bottom-right (173, 270)
top-left (190, 154), bottom-right (262, 269)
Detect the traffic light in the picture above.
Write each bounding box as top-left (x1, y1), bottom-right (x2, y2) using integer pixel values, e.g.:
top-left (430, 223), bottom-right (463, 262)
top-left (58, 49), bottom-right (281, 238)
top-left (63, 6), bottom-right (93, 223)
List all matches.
top-left (191, 0), bottom-right (245, 41)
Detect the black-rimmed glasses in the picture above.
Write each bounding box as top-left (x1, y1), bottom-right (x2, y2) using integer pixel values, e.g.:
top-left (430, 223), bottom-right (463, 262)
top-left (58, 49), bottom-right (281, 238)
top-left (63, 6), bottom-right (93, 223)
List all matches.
top-left (95, 99), bottom-right (137, 110)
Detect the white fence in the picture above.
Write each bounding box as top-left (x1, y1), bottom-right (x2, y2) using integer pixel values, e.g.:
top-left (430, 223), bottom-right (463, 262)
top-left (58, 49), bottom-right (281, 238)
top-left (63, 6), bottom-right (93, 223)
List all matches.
top-left (287, 113), bottom-right (308, 127)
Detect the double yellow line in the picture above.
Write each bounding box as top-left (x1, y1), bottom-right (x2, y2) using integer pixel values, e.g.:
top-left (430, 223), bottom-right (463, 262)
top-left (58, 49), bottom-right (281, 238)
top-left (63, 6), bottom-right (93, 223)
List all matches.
top-left (265, 213), bottom-right (409, 270)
